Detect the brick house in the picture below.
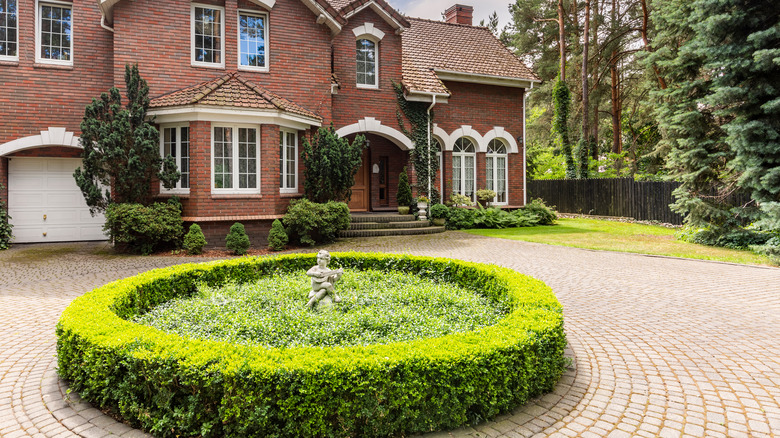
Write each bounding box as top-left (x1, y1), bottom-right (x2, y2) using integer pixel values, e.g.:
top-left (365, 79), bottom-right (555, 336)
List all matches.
top-left (0, 0), bottom-right (539, 245)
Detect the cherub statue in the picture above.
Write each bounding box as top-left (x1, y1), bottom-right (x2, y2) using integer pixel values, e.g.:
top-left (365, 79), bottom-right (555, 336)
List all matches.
top-left (306, 250), bottom-right (343, 308)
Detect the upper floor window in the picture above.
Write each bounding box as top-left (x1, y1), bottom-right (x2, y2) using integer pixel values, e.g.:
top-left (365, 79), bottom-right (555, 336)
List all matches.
top-left (37, 1), bottom-right (72, 65)
top-left (161, 126), bottom-right (190, 192)
top-left (356, 39), bottom-right (377, 88)
top-left (192, 4), bottom-right (224, 68)
top-left (279, 130), bottom-right (297, 192)
top-left (486, 139), bottom-right (508, 205)
top-left (0, 0), bottom-right (18, 60)
top-left (238, 11), bottom-right (268, 71)
top-left (452, 137), bottom-right (476, 201)
top-left (213, 126), bottom-right (259, 193)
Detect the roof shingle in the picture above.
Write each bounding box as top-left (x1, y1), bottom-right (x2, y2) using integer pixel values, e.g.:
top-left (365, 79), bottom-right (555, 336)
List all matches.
top-left (150, 72), bottom-right (322, 121)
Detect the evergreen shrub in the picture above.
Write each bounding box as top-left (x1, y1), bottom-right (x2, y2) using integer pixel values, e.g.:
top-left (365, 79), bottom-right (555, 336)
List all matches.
top-left (283, 199), bottom-right (350, 246)
top-left (56, 253), bottom-right (566, 438)
top-left (183, 223), bottom-right (207, 255)
top-left (396, 167), bottom-right (413, 207)
top-left (267, 219), bottom-right (288, 251)
top-left (428, 203), bottom-right (449, 220)
top-left (103, 202), bottom-right (184, 255)
top-left (226, 223), bottom-right (250, 255)
top-left (0, 184), bottom-right (12, 250)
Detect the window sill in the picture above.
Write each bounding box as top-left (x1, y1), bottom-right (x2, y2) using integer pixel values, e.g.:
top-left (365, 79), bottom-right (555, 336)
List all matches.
top-left (211, 193), bottom-right (262, 199)
top-left (0, 59), bottom-right (19, 66)
top-left (356, 84), bottom-right (380, 90)
top-left (157, 191), bottom-right (190, 198)
top-left (191, 62), bottom-right (226, 70)
top-left (34, 62), bottom-right (73, 70)
top-left (238, 65), bottom-right (270, 73)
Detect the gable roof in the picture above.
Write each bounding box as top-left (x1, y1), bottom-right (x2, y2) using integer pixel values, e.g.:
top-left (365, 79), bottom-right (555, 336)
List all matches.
top-left (324, 0), bottom-right (410, 29)
top-left (150, 72), bottom-right (322, 122)
top-left (401, 18), bottom-right (540, 97)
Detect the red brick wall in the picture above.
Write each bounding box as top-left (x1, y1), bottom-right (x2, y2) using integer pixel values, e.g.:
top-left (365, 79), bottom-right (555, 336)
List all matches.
top-left (331, 8), bottom-right (404, 131)
top-left (9, 146), bottom-right (82, 158)
top-left (112, 0), bottom-right (333, 121)
top-left (0, 0), bottom-right (114, 145)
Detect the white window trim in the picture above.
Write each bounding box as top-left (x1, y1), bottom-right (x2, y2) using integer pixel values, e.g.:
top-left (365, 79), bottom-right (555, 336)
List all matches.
top-left (452, 138), bottom-right (477, 201)
top-left (353, 24), bottom-right (382, 90)
top-left (279, 129), bottom-right (298, 194)
top-left (0, 0), bottom-right (19, 61)
top-left (160, 125), bottom-right (191, 195)
top-left (237, 9), bottom-right (269, 72)
top-left (211, 124), bottom-right (261, 194)
top-left (191, 3), bottom-right (226, 69)
top-left (486, 140), bottom-right (509, 206)
top-left (35, 0), bottom-right (73, 66)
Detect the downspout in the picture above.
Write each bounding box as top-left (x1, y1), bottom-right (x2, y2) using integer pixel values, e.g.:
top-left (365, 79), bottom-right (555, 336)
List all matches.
top-left (523, 83), bottom-right (533, 205)
top-left (101, 13), bottom-right (115, 33)
top-left (427, 95), bottom-right (437, 199)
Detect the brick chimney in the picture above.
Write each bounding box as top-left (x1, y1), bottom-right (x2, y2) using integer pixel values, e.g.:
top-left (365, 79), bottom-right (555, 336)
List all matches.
top-left (444, 4), bottom-right (473, 26)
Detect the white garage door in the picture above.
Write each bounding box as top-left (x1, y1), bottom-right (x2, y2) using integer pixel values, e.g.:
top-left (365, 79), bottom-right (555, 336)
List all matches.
top-left (8, 157), bottom-right (106, 243)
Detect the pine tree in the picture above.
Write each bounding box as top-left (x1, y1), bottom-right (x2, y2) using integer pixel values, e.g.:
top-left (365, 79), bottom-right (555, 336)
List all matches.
top-left (74, 64), bottom-right (179, 215)
top-left (302, 125), bottom-right (366, 203)
top-left (552, 78), bottom-right (576, 179)
top-left (695, 0), bottom-right (780, 230)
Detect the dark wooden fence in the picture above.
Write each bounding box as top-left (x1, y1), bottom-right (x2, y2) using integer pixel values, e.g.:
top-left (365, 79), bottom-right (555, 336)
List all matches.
top-left (527, 178), bottom-right (686, 224)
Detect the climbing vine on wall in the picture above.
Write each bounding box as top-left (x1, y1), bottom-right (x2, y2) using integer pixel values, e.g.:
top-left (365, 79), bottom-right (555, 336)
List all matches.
top-left (394, 83), bottom-right (440, 201)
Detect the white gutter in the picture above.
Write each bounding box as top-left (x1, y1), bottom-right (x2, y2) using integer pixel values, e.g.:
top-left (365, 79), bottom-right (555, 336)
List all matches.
top-left (427, 95), bottom-right (437, 198)
top-left (523, 82), bottom-right (533, 205)
top-left (100, 14), bottom-right (115, 33)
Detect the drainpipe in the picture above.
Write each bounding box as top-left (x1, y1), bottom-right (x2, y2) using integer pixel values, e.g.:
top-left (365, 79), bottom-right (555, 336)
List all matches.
top-left (523, 83), bottom-right (533, 205)
top-left (427, 95), bottom-right (437, 199)
top-left (100, 13), bottom-right (115, 33)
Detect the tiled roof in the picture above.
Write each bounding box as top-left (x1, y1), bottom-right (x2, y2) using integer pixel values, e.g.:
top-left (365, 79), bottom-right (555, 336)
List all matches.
top-left (325, 0), bottom-right (410, 28)
top-left (150, 72), bottom-right (322, 121)
top-left (402, 17), bottom-right (540, 95)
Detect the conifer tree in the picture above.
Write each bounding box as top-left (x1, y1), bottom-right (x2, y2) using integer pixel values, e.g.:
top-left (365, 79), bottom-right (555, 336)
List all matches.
top-left (302, 125), bottom-right (366, 203)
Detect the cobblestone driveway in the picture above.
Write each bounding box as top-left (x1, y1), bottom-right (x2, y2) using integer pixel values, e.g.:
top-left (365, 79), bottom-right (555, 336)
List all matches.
top-left (1, 233), bottom-right (778, 437)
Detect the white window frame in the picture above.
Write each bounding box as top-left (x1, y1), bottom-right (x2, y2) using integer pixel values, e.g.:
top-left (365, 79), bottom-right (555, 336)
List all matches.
top-left (279, 129), bottom-right (298, 193)
top-left (191, 3), bottom-right (225, 69)
top-left (211, 125), bottom-right (261, 194)
top-left (36, 0), bottom-right (73, 66)
top-left (486, 139), bottom-right (509, 205)
top-left (0, 0), bottom-right (19, 61)
top-left (355, 37), bottom-right (379, 89)
top-left (452, 137), bottom-right (477, 201)
top-left (160, 125), bottom-right (191, 194)
top-left (237, 9), bottom-right (269, 72)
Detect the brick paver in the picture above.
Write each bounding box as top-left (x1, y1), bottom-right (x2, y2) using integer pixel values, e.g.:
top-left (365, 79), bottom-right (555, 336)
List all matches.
top-left (1, 233), bottom-right (778, 437)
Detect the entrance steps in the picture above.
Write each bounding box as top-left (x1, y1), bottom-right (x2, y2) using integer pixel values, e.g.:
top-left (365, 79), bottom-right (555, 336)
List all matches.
top-left (340, 213), bottom-right (445, 238)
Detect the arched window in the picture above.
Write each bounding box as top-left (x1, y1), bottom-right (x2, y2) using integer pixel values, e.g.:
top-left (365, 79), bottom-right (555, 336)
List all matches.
top-left (356, 39), bottom-right (377, 87)
top-left (452, 137), bottom-right (476, 200)
top-left (486, 139), bottom-right (508, 204)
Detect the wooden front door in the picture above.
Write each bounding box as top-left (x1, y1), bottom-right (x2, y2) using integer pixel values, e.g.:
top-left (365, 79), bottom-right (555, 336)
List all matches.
top-left (348, 149), bottom-right (370, 211)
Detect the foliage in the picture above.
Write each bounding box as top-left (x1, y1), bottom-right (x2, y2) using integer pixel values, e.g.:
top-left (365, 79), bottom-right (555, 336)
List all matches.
top-left (527, 142), bottom-right (567, 180)
top-left (56, 253), bottom-right (566, 438)
top-left (394, 83), bottom-right (439, 197)
top-left (0, 184), bottom-right (12, 250)
top-left (396, 166), bottom-right (413, 207)
top-left (575, 139), bottom-right (589, 179)
top-left (446, 199), bottom-right (557, 230)
top-left (476, 189), bottom-right (497, 205)
top-left (302, 125), bottom-right (366, 203)
top-left (225, 223), bottom-right (250, 255)
top-left (416, 195), bottom-right (429, 204)
top-left (267, 219), bottom-right (288, 251)
top-left (74, 64), bottom-right (179, 215)
top-left (449, 193), bottom-right (473, 207)
top-left (282, 199), bottom-right (350, 246)
top-left (103, 202), bottom-right (184, 255)
top-left (133, 270), bottom-right (506, 348)
top-left (428, 203), bottom-right (449, 220)
top-left (182, 223), bottom-right (207, 255)
top-left (523, 198), bottom-right (558, 225)
top-left (552, 78), bottom-right (575, 179)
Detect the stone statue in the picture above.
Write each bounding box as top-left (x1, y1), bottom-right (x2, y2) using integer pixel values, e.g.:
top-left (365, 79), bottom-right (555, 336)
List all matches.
top-left (306, 250), bottom-right (343, 309)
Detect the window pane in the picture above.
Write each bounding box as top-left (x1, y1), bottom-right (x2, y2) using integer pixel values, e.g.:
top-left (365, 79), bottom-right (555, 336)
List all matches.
top-left (356, 39), bottom-right (376, 86)
top-left (0, 0), bottom-right (17, 57)
top-left (39, 4), bottom-right (71, 61)
top-left (214, 127), bottom-right (232, 189)
top-left (239, 13), bottom-right (266, 67)
top-left (238, 128), bottom-right (257, 189)
top-left (194, 7), bottom-right (222, 64)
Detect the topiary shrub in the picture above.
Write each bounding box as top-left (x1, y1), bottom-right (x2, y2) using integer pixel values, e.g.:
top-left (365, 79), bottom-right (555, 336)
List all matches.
top-left (0, 184), bottom-right (12, 250)
top-left (183, 223), bottom-right (207, 255)
top-left (226, 222), bottom-right (250, 255)
top-left (267, 219), bottom-right (288, 251)
top-left (103, 202), bottom-right (184, 255)
top-left (283, 199), bottom-right (350, 246)
top-left (397, 166), bottom-right (412, 207)
top-left (57, 253), bottom-right (566, 438)
top-left (429, 203), bottom-right (449, 220)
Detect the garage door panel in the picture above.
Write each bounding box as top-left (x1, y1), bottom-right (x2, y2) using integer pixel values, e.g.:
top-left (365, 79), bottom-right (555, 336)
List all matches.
top-left (10, 159), bottom-right (46, 172)
top-left (47, 175), bottom-right (80, 191)
top-left (45, 192), bottom-right (87, 208)
top-left (11, 175), bottom-right (46, 191)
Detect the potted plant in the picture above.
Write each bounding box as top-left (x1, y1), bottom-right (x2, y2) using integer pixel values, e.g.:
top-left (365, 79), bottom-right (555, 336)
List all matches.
top-left (429, 203), bottom-right (448, 226)
top-left (416, 196), bottom-right (430, 220)
top-left (476, 189), bottom-right (497, 208)
top-left (397, 167), bottom-right (412, 214)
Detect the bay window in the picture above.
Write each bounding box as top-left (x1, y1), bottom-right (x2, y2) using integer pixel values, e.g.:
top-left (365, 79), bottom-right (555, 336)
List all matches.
top-left (212, 126), bottom-right (259, 193)
top-left (161, 126), bottom-right (190, 192)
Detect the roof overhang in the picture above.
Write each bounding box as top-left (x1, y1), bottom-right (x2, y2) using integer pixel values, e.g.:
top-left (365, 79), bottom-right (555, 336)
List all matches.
top-left (435, 70), bottom-right (541, 89)
top-left (343, 1), bottom-right (407, 33)
top-left (148, 106), bottom-right (322, 131)
top-left (300, 0), bottom-right (343, 34)
top-left (403, 90), bottom-right (450, 104)
top-left (101, 0), bottom-right (276, 26)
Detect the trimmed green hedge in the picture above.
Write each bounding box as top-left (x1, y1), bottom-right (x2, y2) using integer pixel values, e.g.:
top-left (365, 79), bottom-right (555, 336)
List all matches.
top-left (56, 253), bottom-right (566, 438)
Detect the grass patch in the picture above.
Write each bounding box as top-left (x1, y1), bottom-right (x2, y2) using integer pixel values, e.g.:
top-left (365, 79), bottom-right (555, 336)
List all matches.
top-left (465, 217), bottom-right (776, 266)
top-left (133, 269), bottom-right (508, 348)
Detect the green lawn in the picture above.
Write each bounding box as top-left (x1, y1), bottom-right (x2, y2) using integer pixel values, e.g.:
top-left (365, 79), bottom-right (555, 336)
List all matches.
top-left (464, 217), bottom-right (777, 267)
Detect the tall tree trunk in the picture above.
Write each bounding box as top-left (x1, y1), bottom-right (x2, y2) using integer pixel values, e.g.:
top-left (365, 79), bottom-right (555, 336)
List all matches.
top-left (610, 55), bottom-right (622, 154)
top-left (558, 0), bottom-right (566, 80)
top-left (590, 0), bottom-right (600, 159)
top-left (639, 0), bottom-right (667, 89)
top-left (582, 0), bottom-right (591, 140)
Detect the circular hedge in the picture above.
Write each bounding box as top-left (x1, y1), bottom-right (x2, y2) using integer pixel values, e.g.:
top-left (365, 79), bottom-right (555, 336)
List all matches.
top-left (56, 252), bottom-right (566, 438)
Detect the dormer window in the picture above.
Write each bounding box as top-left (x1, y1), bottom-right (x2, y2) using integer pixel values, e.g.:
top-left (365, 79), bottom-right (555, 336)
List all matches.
top-left (0, 0), bottom-right (18, 61)
top-left (238, 11), bottom-right (268, 71)
top-left (192, 4), bottom-right (225, 68)
top-left (352, 23), bottom-right (385, 89)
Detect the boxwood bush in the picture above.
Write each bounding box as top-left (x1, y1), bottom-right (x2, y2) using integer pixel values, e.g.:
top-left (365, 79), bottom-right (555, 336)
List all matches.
top-left (56, 253), bottom-right (566, 438)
